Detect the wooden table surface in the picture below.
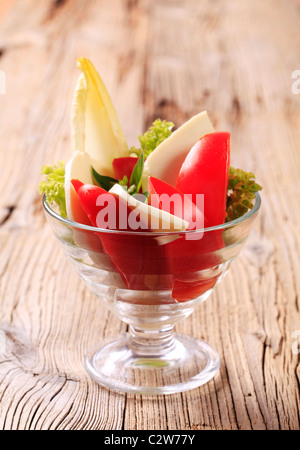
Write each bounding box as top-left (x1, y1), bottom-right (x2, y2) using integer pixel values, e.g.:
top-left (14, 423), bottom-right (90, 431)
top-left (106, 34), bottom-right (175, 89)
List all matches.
top-left (0, 0), bottom-right (299, 431)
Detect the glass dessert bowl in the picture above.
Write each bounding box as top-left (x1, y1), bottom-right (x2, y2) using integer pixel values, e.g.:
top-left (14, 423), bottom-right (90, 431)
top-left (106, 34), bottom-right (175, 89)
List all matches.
top-left (43, 192), bottom-right (261, 395)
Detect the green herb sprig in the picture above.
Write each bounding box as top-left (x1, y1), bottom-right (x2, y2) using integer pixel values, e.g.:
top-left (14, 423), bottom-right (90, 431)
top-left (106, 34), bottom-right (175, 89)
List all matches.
top-left (226, 166), bottom-right (262, 221)
top-left (92, 154), bottom-right (148, 201)
top-left (92, 168), bottom-right (119, 191)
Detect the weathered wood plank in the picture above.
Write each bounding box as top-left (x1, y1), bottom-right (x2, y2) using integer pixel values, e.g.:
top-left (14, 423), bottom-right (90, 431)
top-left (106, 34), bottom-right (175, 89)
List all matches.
top-left (0, 0), bottom-right (299, 430)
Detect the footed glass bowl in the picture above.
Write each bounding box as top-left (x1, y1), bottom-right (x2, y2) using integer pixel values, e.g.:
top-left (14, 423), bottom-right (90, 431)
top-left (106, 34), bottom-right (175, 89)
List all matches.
top-left (43, 193), bottom-right (261, 395)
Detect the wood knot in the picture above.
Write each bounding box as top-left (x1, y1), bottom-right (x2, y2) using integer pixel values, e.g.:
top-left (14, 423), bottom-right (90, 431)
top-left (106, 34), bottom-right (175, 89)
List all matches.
top-left (147, 98), bottom-right (188, 128)
top-left (0, 205), bottom-right (16, 226)
top-left (231, 95), bottom-right (242, 123)
top-left (0, 322), bottom-right (36, 369)
top-left (243, 238), bottom-right (274, 270)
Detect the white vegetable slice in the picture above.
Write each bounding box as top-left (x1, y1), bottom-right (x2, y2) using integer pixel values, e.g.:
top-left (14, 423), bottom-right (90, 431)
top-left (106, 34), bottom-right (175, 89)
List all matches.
top-left (65, 151), bottom-right (93, 220)
top-left (109, 184), bottom-right (189, 232)
top-left (71, 57), bottom-right (129, 177)
top-left (142, 111), bottom-right (214, 189)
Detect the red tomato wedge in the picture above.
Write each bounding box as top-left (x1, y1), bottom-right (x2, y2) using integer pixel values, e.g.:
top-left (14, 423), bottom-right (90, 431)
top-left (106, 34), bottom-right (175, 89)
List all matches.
top-left (171, 276), bottom-right (219, 302)
top-left (71, 180), bottom-right (173, 292)
top-left (70, 183), bottom-right (93, 226)
top-left (146, 178), bottom-right (225, 302)
top-left (112, 156), bottom-right (138, 182)
top-left (153, 131), bottom-right (230, 302)
top-left (70, 183), bottom-right (103, 253)
top-left (176, 131), bottom-right (230, 227)
top-left (166, 226), bottom-right (224, 301)
top-left (71, 179), bottom-right (132, 230)
top-left (148, 176), bottom-right (205, 230)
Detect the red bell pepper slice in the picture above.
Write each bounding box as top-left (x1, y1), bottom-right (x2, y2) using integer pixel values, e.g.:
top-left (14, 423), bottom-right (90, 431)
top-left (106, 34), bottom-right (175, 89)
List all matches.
top-left (146, 175), bottom-right (225, 302)
top-left (170, 132), bottom-right (230, 301)
top-left (71, 179), bottom-right (129, 230)
top-left (171, 275), bottom-right (219, 302)
top-left (71, 180), bottom-right (173, 292)
top-left (148, 176), bottom-right (205, 230)
top-left (171, 131), bottom-right (230, 301)
top-left (166, 227), bottom-right (225, 301)
top-left (70, 183), bottom-right (103, 253)
top-left (176, 131), bottom-right (230, 227)
top-left (112, 156), bottom-right (138, 182)
top-left (148, 132), bottom-right (230, 301)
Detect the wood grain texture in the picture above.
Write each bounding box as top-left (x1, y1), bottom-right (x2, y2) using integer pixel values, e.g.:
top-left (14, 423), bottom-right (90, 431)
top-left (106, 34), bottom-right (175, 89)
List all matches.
top-left (0, 0), bottom-right (299, 430)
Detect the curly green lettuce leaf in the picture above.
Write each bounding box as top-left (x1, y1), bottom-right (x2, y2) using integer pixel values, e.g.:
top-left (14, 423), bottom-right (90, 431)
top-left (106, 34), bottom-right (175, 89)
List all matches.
top-left (130, 119), bottom-right (175, 158)
top-left (38, 161), bottom-right (67, 218)
top-left (226, 166), bottom-right (262, 222)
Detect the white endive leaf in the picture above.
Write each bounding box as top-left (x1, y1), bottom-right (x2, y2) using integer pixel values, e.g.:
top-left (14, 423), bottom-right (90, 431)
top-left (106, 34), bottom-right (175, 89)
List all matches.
top-left (71, 57), bottom-right (129, 177)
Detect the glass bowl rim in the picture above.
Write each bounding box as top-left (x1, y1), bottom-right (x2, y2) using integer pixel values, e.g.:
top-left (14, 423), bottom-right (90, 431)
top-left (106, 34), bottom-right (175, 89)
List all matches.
top-left (42, 191), bottom-right (261, 237)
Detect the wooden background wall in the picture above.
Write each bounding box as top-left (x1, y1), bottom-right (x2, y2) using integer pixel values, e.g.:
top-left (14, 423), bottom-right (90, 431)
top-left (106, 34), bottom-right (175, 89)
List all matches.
top-left (0, 0), bottom-right (299, 430)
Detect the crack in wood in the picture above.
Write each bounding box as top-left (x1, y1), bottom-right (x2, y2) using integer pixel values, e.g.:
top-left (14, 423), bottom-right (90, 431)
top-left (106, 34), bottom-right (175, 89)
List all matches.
top-left (0, 0), bottom-right (299, 431)
top-left (117, 51), bottom-right (136, 83)
top-left (45, 0), bottom-right (69, 21)
top-left (54, 0), bottom-right (67, 7)
top-left (126, 0), bottom-right (139, 11)
top-left (0, 206), bottom-right (16, 226)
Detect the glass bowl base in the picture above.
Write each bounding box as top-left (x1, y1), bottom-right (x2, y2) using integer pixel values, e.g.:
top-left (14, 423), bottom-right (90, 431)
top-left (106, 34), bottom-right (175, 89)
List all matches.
top-left (84, 333), bottom-right (220, 395)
